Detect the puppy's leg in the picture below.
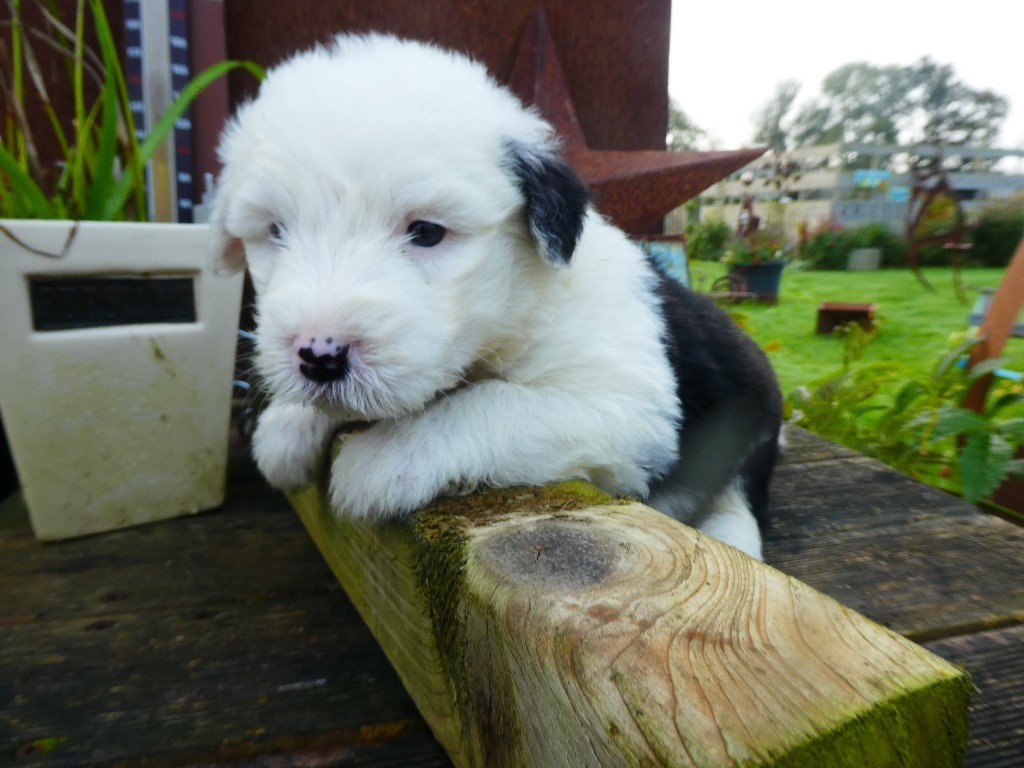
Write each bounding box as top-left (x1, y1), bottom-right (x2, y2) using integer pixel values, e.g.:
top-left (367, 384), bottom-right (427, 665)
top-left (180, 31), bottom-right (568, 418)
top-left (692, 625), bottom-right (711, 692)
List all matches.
top-left (328, 380), bottom-right (676, 520)
top-left (697, 481), bottom-right (763, 561)
top-left (253, 400), bottom-right (337, 490)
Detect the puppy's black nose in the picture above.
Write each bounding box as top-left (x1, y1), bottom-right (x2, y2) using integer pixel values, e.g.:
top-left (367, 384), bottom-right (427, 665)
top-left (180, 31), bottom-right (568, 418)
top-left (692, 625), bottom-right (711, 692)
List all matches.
top-left (298, 339), bottom-right (350, 383)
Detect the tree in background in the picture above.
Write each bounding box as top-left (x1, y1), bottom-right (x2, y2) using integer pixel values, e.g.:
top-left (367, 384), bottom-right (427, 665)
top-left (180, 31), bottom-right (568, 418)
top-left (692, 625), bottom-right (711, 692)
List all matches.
top-left (791, 62), bottom-right (912, 148)
top-left (751, 80), bottom-right (800, 153)
top-left (760, 58), bottom-right (1007, 158)
top-left (666, 99), bottom-right (706, 151)
top-left (912, 58), bottom-right (1008, 147)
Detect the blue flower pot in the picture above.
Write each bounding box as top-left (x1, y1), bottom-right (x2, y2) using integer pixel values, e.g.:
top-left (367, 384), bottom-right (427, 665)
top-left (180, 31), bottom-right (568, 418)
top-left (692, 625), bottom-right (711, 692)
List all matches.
top-left (729, 261), bottom-right (786, 304)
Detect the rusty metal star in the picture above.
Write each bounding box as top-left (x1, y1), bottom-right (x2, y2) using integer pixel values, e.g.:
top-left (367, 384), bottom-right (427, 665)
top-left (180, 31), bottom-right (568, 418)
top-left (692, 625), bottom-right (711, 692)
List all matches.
top-left (507, 8), bottom-right (765, 234)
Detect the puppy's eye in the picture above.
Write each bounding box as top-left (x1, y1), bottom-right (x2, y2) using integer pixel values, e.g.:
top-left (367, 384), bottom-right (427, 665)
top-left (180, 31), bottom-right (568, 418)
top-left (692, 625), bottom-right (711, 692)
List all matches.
top-left (406, 220), bottom-right (446, 248)
top-left (268, 222), bottom-right (285, 242)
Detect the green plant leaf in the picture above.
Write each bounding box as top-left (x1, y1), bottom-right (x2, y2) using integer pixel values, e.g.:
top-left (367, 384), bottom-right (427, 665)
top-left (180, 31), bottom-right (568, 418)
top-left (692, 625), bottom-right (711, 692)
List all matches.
top-left (85, 0), bottom-right (144, 219)
top-left (892, 380), bottom-right (928, 414)
top-left (0, 143), bottom-right (55, 217)
top-left (930, 405), bottom-right (987, 439)
top-left (959, 432), bottom-right (1013, 503)
top-left (104, 59), bottom-right (264, 220)
top-left (968, 357), bottom-right (1012, 381)
top-left (82, 32), bottom-right (120, 219)
top-left (995, 418), bottom-right (1024, 445)
top-left (67, 99), bottom-right (101, 219)
top-left (986, 391), bottom-right (1024, 416)
top-left (935, 337), bottom-right (981, 378)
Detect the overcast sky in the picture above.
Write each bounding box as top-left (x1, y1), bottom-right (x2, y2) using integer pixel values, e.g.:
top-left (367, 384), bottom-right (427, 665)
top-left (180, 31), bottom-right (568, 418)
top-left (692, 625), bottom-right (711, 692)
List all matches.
top-left (667, 0), bottom-right (1021, 155)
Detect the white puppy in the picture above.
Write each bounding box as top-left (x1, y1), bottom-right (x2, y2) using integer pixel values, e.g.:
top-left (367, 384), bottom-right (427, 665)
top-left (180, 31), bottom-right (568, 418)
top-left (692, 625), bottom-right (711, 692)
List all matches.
top-left (211, 34), bottom-right (782, 560)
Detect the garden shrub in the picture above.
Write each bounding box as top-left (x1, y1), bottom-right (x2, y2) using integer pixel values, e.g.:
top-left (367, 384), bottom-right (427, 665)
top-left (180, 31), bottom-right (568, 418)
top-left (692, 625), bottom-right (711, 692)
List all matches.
top-left (685, 219), bottom-right (733, 261)
top-left (971, 193), bottom-right (1024, 267)
top-left (909, 193), bottom-right (962, 267)
top-left (788, 331), bottom-right (1024, 504)
top-left (800, 227), bottom-right (852, 270)
top-left (801, 222), bottom-right (907, 270)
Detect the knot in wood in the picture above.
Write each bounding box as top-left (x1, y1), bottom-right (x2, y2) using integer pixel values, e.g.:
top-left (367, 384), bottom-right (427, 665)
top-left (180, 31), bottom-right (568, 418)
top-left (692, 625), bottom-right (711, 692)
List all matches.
top-left (478, 520), bottom-right (620, 591)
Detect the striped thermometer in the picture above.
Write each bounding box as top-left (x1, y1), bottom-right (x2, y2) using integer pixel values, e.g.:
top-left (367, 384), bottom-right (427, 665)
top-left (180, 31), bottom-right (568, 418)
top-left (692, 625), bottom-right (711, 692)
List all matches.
top-left (122, 0), bottom-right (195, 222)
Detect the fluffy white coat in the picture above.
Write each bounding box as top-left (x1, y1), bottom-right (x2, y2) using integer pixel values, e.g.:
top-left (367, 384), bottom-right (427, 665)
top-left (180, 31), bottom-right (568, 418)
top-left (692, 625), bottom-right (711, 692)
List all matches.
top-left (211, 34), bottom-right (773, 559)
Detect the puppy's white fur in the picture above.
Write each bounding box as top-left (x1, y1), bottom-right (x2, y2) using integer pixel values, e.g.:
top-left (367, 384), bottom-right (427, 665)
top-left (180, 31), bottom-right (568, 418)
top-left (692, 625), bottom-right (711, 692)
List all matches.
top-left (212, 34), bottom-right (773, 559)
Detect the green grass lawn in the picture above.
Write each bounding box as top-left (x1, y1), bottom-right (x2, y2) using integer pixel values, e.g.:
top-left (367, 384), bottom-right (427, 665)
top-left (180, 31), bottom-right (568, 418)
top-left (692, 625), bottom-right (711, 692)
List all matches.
top-left (686, 262), bottom-right (1012, 395)
top-left (675, 261), bottom-right (1023, 508)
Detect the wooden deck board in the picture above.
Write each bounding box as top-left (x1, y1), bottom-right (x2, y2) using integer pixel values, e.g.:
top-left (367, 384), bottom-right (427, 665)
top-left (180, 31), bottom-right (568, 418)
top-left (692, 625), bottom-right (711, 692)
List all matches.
top-left (925, 624), bottom-right (1024, 768)
top-left (766, 432), bottom-right (1024, 641)
top-left (0, 470), bottom-right (454, 768)
top-left (1, 427), bottom-right (1022, 766)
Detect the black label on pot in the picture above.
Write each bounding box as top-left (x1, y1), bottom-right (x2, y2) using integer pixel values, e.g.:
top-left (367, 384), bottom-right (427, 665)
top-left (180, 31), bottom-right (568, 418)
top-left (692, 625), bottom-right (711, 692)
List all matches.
top-left (29, 276), bottom-right (197, 331)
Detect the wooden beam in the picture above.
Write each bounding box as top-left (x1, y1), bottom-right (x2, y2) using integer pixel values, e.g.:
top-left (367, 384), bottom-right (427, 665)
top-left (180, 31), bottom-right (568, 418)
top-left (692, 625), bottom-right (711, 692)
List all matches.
top-left (963, 234), bottom-right (1024, 413)
top-left (288, 479), bottom-right (970, 768)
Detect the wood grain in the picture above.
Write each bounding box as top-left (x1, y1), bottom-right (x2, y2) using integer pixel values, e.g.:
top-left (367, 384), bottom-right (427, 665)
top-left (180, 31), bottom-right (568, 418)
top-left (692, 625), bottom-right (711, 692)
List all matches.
top-left (290, 480), bottom-right (971, 768)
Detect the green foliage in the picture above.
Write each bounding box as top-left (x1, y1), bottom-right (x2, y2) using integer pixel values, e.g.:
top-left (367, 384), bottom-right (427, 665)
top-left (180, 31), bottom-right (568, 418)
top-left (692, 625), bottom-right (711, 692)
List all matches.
top-left (788, 331), bottom-right (1024, 504)
top-left (801, 222), bottom-right (907, 270)
top-left (752, 80), bottom-right (800, 153)
top-left (829, 318), bottom-right (876, 370)
top-left (722, 229), bottom-right (787, 267)
top-left (971, 194), bottom-right (1024, 268)
top-left (0, 0), bottom-right (264, 221)
top-left (908, 192), bottom-right (968, 267)
top-left (666, 99), bottom-right (706, 152)
top-left (783, 58), bottom-right (1007, 153)
top-left (687, 220), bottom-right (791, 267)
top-left (685, 218), bottom-right (733, 262)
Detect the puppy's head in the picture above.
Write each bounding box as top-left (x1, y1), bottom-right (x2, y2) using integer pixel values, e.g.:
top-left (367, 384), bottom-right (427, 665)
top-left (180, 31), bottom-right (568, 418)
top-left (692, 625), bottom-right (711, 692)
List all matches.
top-left (210, 34), bottom-right (588, 421)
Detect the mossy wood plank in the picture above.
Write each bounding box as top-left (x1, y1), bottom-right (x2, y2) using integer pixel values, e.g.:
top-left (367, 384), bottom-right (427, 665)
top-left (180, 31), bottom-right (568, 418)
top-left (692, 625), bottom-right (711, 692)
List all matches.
top-left (289, 480), bottom-right (970, 768)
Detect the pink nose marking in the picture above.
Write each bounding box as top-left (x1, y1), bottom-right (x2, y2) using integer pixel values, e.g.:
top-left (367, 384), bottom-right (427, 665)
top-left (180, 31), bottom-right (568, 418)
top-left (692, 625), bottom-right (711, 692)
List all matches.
top-left (305, 336), bottom-right (346, 358)
top-left (294, 335), bottom-right (351, 383)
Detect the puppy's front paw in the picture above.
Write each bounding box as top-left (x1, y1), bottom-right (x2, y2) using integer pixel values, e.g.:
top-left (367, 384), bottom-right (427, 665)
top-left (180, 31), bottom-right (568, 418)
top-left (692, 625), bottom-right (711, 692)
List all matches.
top-left (328, 426), bottom-right (443, 520)
top-left (252, 402), bottom-right (334, 490)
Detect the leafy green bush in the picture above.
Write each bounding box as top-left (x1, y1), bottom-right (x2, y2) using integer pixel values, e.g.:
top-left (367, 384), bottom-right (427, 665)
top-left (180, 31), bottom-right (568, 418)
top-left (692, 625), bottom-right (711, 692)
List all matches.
top-left (788, 331), bottom-right (1024, 504)
top-left (971, 194), bottom-right (1024, 267)
top-left (685, 219), bottom-right (733, 261)
top-left (907, 193), bottom-right (963, 267)
top-left (721, 230), bottom-right (788, 266)
top-left (854, 222), bottom-right (908, 268)
top-left (801, 222), bottom-right (907, 270)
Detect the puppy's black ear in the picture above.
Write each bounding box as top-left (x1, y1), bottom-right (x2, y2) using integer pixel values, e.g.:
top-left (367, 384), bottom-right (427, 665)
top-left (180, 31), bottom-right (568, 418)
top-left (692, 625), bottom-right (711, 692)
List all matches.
top-left (504, 141), bottom-right (589, 265)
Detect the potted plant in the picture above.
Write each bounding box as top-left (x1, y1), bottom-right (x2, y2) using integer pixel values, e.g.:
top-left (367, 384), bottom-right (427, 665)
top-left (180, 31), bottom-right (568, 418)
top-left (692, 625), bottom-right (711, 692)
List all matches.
top-left (0, 0), bottom-right (262, 539)
top-left (720, 230), bottom-right (789, 304)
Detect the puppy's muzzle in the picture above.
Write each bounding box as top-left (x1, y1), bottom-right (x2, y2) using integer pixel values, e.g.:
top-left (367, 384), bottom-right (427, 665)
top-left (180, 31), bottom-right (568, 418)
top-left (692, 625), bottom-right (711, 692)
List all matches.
top-left (297, 337), bottom-right (350, 383)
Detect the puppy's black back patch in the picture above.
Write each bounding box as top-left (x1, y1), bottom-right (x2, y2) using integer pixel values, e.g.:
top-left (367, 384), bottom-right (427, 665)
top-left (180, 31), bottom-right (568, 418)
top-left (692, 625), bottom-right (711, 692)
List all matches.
top-left (504, 141), bottom-right (588, 265)
top-left (648, 262), bottom-right (783, 528)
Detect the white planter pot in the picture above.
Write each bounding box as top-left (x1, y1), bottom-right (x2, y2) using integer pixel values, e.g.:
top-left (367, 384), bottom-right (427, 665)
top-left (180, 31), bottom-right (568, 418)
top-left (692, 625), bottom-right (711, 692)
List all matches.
top-left (847, 247), bottom-right (882, 271)
top-left (0, 220), bottom-right (244, 540)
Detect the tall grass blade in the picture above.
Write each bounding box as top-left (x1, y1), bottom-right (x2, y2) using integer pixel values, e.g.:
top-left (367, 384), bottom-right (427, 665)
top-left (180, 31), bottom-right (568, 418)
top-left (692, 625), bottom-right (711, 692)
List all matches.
top-left (0, 142), bottom-right (55, 217)
top-left (86, 0), bottom-right (145, 219)
top-left (105, 60), bottom-right (264, 219)
top-left (83, 62), bottom-right (118, 218)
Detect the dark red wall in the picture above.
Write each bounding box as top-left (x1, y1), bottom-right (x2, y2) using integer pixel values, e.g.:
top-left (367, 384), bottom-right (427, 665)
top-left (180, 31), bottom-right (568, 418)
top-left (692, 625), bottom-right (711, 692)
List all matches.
top-left (222, 0), bottom-right (671, 152)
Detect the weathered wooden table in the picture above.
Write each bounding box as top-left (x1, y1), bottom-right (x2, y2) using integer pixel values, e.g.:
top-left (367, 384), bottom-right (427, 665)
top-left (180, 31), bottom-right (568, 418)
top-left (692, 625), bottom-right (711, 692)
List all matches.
top-left (3, 427), bottom-right (1023, 767)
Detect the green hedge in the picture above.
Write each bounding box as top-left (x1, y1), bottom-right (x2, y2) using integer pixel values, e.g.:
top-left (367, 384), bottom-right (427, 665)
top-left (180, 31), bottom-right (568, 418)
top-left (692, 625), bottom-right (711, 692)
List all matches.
top-left (801, 223), bottom-right (907, 270)
top-left (971, 194), bottom-right (1024, 267)
top-left (696, 195), bottom-right (1023, 272)
top-left (685, 219), bottom-right (733, 262)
